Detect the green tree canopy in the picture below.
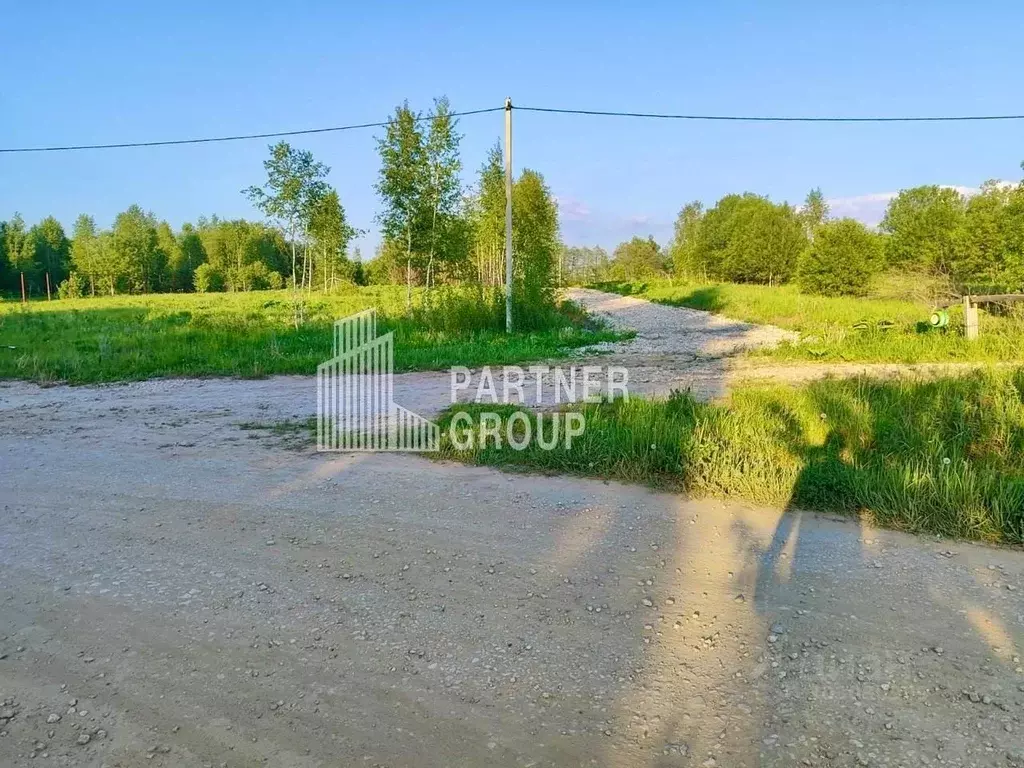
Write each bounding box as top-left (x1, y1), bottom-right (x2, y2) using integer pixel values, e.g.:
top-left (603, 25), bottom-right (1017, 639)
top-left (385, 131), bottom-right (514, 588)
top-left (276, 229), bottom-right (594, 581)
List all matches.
top-left (561, 245), bottom-right (610, 284)
top-left (3, 214), bottom-right (30, 293)
top-left (422, 96), bottom-right (466, 289)
top-left (694, 194), bottom-right (806, 284)
top-left (669, 201), bottom-right (704, 277)
top-left (309, 189), bottom-right (359, 290)
top-left (469, 143), bottom-right (507, 288)
top-left (245, 141), bottom-right (330, 288)
top-left (69, 214), bottom-right (101, 295)
top-left (799, 187), bottom-right (830, 237)
top-left (112, 205), bottom-right (163, 293)
top-left (881, 185), bottom-right (966, 274)
top-left (512, 169), bottom-right (560, 327)
top-left (375, 102), bottom-right (428, 305)
top-left (611, 236), bottom-right (666, 279)
top-left (798, 218), bottom-right (883, 296)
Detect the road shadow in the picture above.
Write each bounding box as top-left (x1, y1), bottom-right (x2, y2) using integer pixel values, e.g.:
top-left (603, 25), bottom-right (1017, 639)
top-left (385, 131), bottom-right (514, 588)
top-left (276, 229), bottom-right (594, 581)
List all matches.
top-left (722, 381), bottom-right (1024, 765)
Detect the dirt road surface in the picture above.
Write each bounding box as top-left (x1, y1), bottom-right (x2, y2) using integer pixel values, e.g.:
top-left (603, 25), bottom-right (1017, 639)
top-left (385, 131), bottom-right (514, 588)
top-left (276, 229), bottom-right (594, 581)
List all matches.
top-left (566, 288), bottom-right (1011, 399)
top-left (1, 372), bottom-right (1023, 767)
top-left (1, 290), bottom-right (1023, 766)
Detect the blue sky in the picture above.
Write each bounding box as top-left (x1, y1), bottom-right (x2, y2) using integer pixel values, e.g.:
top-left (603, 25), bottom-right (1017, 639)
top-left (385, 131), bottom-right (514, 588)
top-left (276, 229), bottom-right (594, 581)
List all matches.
top-left (2, 1), bottom-right (1023, 254)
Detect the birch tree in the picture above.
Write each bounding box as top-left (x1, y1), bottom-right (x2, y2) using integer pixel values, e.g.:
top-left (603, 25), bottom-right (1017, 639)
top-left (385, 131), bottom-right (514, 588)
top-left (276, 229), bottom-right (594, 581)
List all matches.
top-left (422, 97), bottom-right (463, 297)
top-left (375, 102), bottom-right (427, 309)
top-left (245, 141), bottom-right (330, 289)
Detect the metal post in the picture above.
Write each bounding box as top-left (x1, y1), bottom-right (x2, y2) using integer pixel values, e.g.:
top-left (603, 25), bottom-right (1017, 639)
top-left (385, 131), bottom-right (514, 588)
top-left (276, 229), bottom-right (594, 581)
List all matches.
top-left (504, 97), bottom-right (513, 333)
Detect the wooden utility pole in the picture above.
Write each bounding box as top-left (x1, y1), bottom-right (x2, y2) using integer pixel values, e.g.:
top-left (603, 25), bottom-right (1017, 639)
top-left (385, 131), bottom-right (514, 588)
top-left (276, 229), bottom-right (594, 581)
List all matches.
top-left (504, 97), bottom-right (514, 333)
top-left (20, 272), bottom-right (26, 304)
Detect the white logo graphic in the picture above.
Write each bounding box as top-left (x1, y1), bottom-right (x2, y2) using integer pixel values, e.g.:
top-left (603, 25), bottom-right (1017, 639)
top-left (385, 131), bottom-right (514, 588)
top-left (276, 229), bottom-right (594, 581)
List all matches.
top-left (317, 309), bottom-right (440, 452)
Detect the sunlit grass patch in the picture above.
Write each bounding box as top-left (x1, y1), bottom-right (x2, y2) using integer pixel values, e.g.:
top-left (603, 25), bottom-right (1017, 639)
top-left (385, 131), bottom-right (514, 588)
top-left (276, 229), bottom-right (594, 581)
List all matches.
top-left (437, 369), bottom-right (1024, 544)
top-left (595, 278), bottom-right (1024, 364)
top-left (0, 287), bottom-right (624, 383)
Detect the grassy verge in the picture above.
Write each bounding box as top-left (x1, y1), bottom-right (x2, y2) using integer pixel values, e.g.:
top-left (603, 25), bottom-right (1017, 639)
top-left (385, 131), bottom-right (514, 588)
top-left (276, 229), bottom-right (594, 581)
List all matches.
top-left (594, 278), bottom-right (1024, 363)
top-left (436, 370), bottom-right (1024, 544)
top-left (0, 287), bottom-right (624, 384)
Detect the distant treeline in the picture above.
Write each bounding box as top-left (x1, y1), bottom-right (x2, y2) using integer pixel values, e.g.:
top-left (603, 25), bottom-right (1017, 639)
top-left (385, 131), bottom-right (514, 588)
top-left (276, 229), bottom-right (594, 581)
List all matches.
top-left (0, 97), bottom-right (562, 329)
top-left (563, 174), bottom-right (1024, 298)
top-left (0, 209), bottom-right (327, 298)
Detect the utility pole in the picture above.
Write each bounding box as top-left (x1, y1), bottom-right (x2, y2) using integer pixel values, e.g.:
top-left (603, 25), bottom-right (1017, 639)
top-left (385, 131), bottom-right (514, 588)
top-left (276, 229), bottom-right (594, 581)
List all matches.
top-left (504, 97), bottom-right (513, 333)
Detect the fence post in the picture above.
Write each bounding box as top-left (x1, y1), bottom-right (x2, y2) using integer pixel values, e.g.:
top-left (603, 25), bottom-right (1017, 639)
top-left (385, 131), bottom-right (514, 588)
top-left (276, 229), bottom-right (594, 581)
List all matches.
top-left (964, 295), bottom-right (979, 341)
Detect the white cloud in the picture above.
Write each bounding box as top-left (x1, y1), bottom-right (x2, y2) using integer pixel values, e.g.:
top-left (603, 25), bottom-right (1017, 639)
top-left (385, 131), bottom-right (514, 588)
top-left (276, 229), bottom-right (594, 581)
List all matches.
top-left (825, 192), bottom-right (898, 226)
top-left (554, 196), bottom-right (592, 222)
top-left (555, 194), bottom-right (667, 246)
top-left (827, 181), bottom-right (1016, 227)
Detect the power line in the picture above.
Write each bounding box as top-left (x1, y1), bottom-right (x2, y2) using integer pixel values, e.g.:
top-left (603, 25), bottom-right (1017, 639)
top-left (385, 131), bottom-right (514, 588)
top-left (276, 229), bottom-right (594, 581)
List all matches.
top-left (516, 105), bottom-right (1024, 123)
top-left (0, 106), bottom-right (505, 154)
top-left (5, 102), bottom-right (1024, 154)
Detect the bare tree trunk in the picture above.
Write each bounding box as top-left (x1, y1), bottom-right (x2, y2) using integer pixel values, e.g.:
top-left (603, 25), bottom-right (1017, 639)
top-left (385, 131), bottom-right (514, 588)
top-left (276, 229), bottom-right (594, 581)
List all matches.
top-left (426, 189), bottom-right (439, 306)
top-left (406, 259), bottom-right (412, 310)
top-left (405, 226), bottom-right (413, 312)
top-left (290, 221), bottom-right (297, 290)
top-left (426, 257), bottom-right (433, 305)
top-left (301, 233), bottom-right (307, 293)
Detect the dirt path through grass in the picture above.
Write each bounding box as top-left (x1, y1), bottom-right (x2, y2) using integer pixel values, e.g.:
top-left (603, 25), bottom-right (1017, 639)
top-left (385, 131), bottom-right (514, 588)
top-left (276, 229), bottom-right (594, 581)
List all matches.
top-left (568, 287), bottom-right (1011, 398)
top-left (0, 288), bottom-right (1002, 440)
top-left (1, 387), bottom-right (1022, 766)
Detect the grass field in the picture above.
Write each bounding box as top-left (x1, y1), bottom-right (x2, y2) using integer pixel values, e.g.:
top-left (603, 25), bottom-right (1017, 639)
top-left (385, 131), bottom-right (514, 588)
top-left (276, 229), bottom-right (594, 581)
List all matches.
top-left (595, 279), bottom-right (1024, 363)
top-left (0, 287), bottom-right (623, 384)
top-left (437, 370), bottom-right (1024, 544)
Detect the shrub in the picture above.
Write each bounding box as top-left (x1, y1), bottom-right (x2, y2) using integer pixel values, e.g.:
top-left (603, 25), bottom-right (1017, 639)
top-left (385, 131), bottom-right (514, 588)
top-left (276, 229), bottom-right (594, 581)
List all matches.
top-left (798, 218), bottom-right (883, 296)
top-left (193, 263), bottom-right (225, 293)
top-left (695, 194), bottom-right (807, 284)
top-left (241, 261), bottom-right (283, 291)
top-left (610, 236), bottom-right (667, 280)
top-left (57, 272), bottom-right (86, 299)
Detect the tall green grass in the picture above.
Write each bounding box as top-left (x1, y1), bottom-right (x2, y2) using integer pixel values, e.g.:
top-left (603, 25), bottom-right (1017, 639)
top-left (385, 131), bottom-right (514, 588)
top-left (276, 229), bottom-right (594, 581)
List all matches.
top-left (596, 279), bottom-right (1024, 363)
top-left (0, 287), bottom-right (623, 384)
top-left (437, 370), bottom-right (1024, 544)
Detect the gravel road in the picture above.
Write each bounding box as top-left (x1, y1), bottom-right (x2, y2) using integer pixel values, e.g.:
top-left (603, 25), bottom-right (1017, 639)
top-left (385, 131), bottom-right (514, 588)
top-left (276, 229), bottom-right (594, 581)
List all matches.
top-left (0, 289), bottom-right (1022, 766)
top-left (1, 374), bottom-right (1023, 767)
top-left (565, 288), bottom-right (1013, 399)
top-left (562, 287), bottom-right (796, 401)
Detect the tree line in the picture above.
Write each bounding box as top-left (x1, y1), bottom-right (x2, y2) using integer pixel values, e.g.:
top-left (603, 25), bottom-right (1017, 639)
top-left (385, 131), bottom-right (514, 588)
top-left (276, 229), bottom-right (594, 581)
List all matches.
top-left (0, 95), bottom-right (561, 328)
top-left (566, 168), bottom-right (1024, 298)
top-left (0, 145), bottom-right (359, 299)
